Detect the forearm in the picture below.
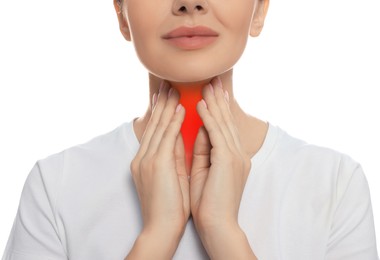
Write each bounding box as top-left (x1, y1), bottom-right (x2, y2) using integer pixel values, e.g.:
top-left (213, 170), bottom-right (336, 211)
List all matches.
top-left (199, 224), bottom-right (258, 260)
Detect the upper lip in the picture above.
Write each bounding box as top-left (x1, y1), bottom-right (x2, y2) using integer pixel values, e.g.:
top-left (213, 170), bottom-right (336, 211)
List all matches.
top-left (162, 26), bottom-right (219, 39)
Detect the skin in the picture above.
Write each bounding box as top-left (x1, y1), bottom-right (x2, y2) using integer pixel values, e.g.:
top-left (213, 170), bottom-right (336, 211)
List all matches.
top-left (113, 0), bottom-right (270, 258)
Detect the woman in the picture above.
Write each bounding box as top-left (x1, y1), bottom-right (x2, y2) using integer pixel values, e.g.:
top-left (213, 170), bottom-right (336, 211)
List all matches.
top-left (2, 0), bottom-right (378, 259)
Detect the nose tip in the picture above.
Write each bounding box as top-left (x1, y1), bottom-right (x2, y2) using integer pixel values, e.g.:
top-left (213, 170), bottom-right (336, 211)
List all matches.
top-left (173, 0), bottom-right (208, 15)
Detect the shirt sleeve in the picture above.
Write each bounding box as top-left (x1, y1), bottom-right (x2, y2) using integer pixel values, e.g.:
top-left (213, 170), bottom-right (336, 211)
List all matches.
top-left (325, 165), bottom-right (379, 260)
top-left (2, 156), bottom-right (67, 260)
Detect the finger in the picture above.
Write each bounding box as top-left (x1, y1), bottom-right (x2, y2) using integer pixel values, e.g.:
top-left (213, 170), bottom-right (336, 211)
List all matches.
top-left (148, 88), bottom-right (182, 155)
top-left (196, 99), bottom-right (226, 150)
top-left (201, 82), bottom-right (225, 135)
top-left (190, 127), bottom-right (210, 211)
top-left (137, 81), bottom-right (169, 158)
top-left (192, 126), bottom-right (211, 173)
top-left (212, 78), bottom-right (242, 150)
top-left (202, 80), bottom-right (235, 150)
top-left (175, 133), bottom-right (190, 216)
top-left (175, 133), bottom-right (188, 177)
top-left (157, 100), bottom-right (185, 155)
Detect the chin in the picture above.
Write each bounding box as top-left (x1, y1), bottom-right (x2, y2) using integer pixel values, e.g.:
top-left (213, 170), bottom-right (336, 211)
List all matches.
top-left (161, 72), bottom-right (216, 84)
top-left (137, 43), bottom-right (242, 83)
top-left (146, 62), bottom-right (233, 84)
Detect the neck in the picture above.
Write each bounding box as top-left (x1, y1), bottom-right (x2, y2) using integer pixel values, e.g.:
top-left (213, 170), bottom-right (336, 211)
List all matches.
top-left (133, 70), bottom-right (266, 173)
top-left (172, 83), bottom-right (204, 172)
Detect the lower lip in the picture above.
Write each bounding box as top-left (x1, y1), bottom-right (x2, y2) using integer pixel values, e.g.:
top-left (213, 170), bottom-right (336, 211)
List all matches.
top-left (165, 36), bottom-right (218, 50)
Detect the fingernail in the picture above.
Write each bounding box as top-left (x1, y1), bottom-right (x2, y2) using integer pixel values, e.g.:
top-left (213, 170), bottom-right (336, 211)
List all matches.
top-left (217, 77), bottom-right (222, 88)
top-left (224, 90), bottom-right (230, 102)
top-left (168, 87), bottom-right (174, 97)
top-left (209, 84), bottom-right (214, 95)
top-left (152, 93), bottom-right (157, 108)
top-left (159, 81), bottom-right (165, 93)
top-left (176, 103), bottom-right (183, 113)
top-left (201, 99), bottom-right (207, 108)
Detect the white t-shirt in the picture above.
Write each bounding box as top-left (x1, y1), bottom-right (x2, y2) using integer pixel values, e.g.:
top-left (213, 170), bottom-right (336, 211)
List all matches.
top-left (2, 119), bottom-right (378, 260)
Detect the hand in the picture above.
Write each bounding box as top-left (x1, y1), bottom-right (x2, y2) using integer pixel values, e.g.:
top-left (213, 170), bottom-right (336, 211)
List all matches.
top-left (190, 77), bottom-right (251, 230)
top-left (128, 82), bottom-right (189, 259)
top-left (190, 78), bottom-right (255, 259)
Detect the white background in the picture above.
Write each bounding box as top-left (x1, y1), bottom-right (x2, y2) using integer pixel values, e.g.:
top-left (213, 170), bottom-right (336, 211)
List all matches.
top-left (1, 0), bottom-right (379, 255)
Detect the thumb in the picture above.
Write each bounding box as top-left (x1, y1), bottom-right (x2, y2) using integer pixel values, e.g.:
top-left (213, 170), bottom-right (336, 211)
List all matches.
top-left (190, 126), bottom-right (211, 213)
top-left (192, 126), bottom-right (211, 175)
top-left (175, 133), bottom-right (188, 177)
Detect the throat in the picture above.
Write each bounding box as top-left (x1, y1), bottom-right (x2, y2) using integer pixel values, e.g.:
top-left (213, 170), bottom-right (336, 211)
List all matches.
top-left (175, 84), bottom-right (204, 172)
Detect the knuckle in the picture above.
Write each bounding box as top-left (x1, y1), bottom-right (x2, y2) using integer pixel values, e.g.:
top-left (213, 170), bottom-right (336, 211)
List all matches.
top-left (166, 120), bottom-right (178, 135)
top-left (156, 119), bottom-right (167, 131)
top-left (245, 158), bottom-right (252, 172)
top-left (161, 129), bottom-right (170, 140)
top-left (151, 158), bottom-right (164, 171)
top-left (206, 124), bottom-right (216, 136)
top-left (152, 106), bottom-right (164, 119)
top-left (214, 115), bottom-right (223, 126)
top-left (130, 158), bottom-right (139, 173)
top-left (140, 156), bottom-right (152, 173)
top-left (149, 116), bottom-right (159, 130)
top-left (242, 155), bottom-right (252, 173)
top-left (223, 115), bottom-right (233, 126)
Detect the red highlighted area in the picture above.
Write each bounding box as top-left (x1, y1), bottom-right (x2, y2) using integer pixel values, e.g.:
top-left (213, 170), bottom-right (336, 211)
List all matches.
top-left (177, 86), bottom-right (204, 173)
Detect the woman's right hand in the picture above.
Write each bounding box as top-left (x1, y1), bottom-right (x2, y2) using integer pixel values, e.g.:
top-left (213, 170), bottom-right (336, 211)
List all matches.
top-left (127, 82), bottom-right (189, 259)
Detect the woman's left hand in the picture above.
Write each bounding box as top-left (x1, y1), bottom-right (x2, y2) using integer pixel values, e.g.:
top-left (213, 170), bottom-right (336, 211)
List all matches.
top-left (190, 77), bottom-right (256, 259)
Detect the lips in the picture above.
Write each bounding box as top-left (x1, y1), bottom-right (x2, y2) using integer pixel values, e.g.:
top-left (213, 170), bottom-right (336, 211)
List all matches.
top-left (162, 26), bottom-right (219, 50)
top-left (163, 26), bottom-right (219, 39)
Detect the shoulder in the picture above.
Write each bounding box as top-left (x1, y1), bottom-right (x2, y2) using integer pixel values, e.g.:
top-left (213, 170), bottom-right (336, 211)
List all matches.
top-left (64, 119), bottom-right (138, 161)
top-left (39, 119), bottom-right (137, 167)
top-left (262, 124), bottom-right (372, 218)
top-left (264, 124), bottom-right (364, 196)
top-left (272, 125), bottom-right (360, 171)
top-left (19, 119), bottom-right (138, 215)
top-left (251, 125), bottom-right (378, 259)
top-left (30, 119), bottom-right (138, 187)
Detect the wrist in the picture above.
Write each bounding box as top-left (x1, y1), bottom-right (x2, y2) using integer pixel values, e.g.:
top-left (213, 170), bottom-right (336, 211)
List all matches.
top-left (126, 227), bottom-right (184, 260)
top-left (198, 223), bottom-right (257, 260)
